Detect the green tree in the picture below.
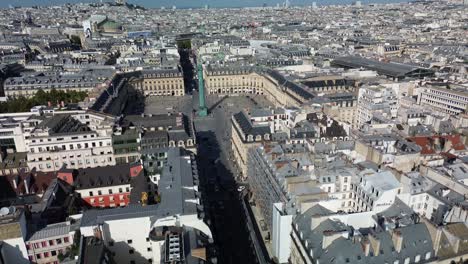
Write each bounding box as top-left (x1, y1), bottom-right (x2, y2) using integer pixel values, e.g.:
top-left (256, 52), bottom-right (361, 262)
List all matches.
top-left (0, 90), bottom-right (87, 113)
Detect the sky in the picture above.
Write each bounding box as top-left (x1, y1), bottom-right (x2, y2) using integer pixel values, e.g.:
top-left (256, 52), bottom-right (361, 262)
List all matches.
top-left (1, 0), bottom-right (407, 8)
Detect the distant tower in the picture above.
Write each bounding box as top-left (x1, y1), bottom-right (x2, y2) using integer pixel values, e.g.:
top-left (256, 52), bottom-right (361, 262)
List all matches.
top-left (312, 2), bottom-right (317, 8)
top-left (355, 1), bottom-right (362, 7)
top-left (24, 11), bottom-right (32, 24)
top-left (204, 4), bottom-right (209, 10)
top-left (285, 0), bottom-right (291, 8)
top-left (115, 0), bottom-right (126, 4)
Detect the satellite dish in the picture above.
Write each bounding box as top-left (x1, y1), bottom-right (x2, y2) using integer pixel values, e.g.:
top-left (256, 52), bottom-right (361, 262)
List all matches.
top-left (8, 207), bottom-right (16, 214)
top-left (0, 207), bottom-right (9, 216)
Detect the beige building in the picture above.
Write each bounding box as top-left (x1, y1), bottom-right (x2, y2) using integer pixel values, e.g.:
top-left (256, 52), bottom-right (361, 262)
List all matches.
top-left (4, 74), bottom-right (102, 98)
top-left (417, 86), bottom-right (468, 116)
top-left (354, 134), bottom-right (421, 172)
top-left (130, 69), bottom-right (184, 96)
top-left (26, 112), bottom-right (116, 172)
top-left (323, 93), bottom-right (358, 128)
top-left (231, 111), bottom-right (273, 178)
top-left (204, 66), bottom-right (314, 108)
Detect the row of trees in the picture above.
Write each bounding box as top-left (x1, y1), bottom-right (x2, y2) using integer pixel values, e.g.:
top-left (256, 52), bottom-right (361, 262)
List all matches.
top-left (0, 89), bottom-right (87, 113)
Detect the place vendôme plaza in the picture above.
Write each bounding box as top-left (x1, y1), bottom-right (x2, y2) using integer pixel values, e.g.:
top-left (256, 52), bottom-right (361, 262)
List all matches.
top-left (0, 0), bottom-right (467, 263)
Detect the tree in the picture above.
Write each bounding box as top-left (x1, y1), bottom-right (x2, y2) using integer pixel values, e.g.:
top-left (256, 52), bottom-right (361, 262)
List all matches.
top-left (69, 35), bottom-right (82, 48)
top-left (177, 39), bottom-right (192, 49)
top-left (0, 90), bottom-right (87, 113)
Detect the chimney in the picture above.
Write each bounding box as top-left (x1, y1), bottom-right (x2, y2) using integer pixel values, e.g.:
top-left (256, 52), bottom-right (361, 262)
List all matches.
top-left (391, 230), bottom-right (404, 253)
top-left (361, 237), bottom-right (371, 256)
top-left (23, 175), bottom-right (30, 194)
top-left (57, 170), bottom-right (75, 185)
top-left (291, 160), bottom-right (299, 169)
top-left (369, 233), bottom-right (381, 256)
top-left (93, 226), bottom-right (102, 240)
top-left (12, 175), bottom-right (19, 189)
top-left (443, 138), bottom-right (453, 152)
top-left (130, 164), bottom-right (143, 177)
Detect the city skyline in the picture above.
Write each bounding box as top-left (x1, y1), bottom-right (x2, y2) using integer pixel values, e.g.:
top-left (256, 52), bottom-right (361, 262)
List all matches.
top-left (1, 0), bottom-right (410, 8)
top-left (0, 0), bottom-right (466, 264)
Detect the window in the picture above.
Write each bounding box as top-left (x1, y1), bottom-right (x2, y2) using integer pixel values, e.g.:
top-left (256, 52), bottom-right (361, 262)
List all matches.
top-left (146, 237), bottom-right (150, 242)
top-left (89, 191), bottom-right (93, 197)
top-left (56, 238), bottom-right (62, 244)
top-left (98, 190), bottom-right (102, 195)
top-left (51, 250), bottom-right (57, 256)
top-left (147, 247), bottom-right (152, 252)
top-left (41, 241), bottom-right (47, 247)
top-left (44, 252), bottom-right (50, 257)
top-left (127, 239), bottom-right (132, 244)
top-left (119, 188), bottom-right (123, 193)
top-left (49, 240), bottom-right (54, 246)
top-left (36, 254), bottom-right (42, 259)
top-left (109, 189), bottom-right (113, 194)
top-left (415, 255), bottom-right (421, 263)
top-left (126, 187), bottom-right (130, 192)
top-left (129, 249), bottom-right (134, 254)
top-left (64, 237), bottom-right (69, 243)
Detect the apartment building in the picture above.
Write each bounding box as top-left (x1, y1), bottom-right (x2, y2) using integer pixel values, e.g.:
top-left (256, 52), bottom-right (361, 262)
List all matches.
top-left (398, 171), bottom-right (468, 225)
top-left (112, 125), bottom-right (141, 165)
top-left (129, 68), bottom-right (184, 96)
top-left (125, 113), bottom-right (195, 149)
top-left (0, 207), bottom-right (29, 264)
top-left (3, 70), bottom-right (112, 98)
top-left (351, 169), bottom-right (402, 213)
top-left (290, 201), bottom-right (435, 264)
top-left (231, 110), bottom-right (278, 178)
top-left (354, 134), bottom-right (422, 172)
top-left (0, 114), bottom-right (42, 152)
top-left (322, 93), bottom-right (358, 127)
top-left (417, 86), bottom-right (468, 116)
top-left (204, 65), bottom-right (314, 107)
top-left (301, 77), bottom-right (356, 95)
top-left (78, 148), bottom-right (214, 264)
top-left (25, 219), bottom-right (79, 264)
top-left (356, 85), bottom-right (398, 128)
top-left (248, 144), bottom-right (314, 231)
top-left (57, 163), bottom-right (144, 208)
top-left (26, 113), bottom-right (116, 172)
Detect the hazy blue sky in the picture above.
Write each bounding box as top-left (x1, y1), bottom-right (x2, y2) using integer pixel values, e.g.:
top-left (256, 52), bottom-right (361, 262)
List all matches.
top-left (1, 0), bottom-right (406, 8)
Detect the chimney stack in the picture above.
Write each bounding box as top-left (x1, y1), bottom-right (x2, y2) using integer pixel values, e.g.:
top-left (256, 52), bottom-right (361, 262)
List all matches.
top-left (392, 230), bottom-right (404, 253)
top-left (369, 233), bottom-right (381, 256)
top-left (361, 237), bottom-right (371, 256)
